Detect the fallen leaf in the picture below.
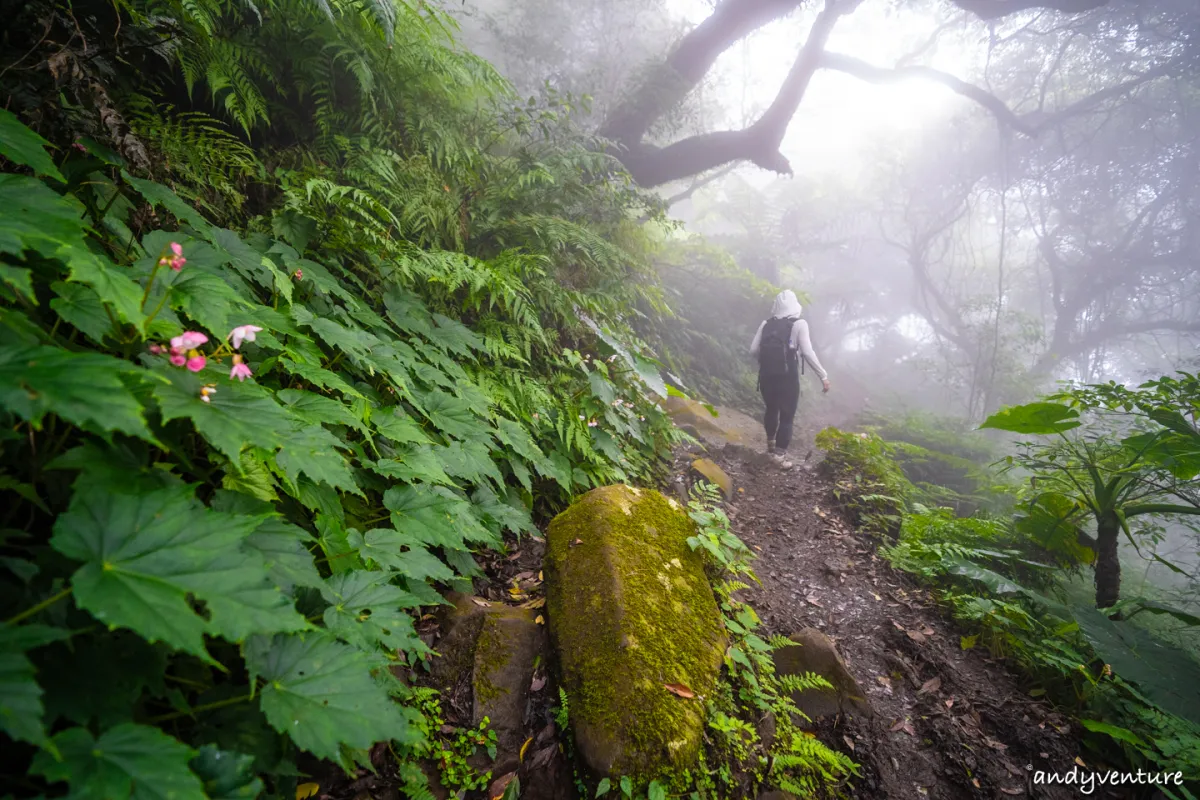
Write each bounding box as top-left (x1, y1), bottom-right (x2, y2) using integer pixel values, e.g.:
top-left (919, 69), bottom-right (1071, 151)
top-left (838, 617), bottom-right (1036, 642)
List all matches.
top-left (843, 735), bottom-right (855, 751)
top-left (513, 571), bottom-right (537, 581)
top-left (945, 698), bottom-right (955, 709)
top-left (876, 675), bottom-right (892, 687)
top-left (960, 635), bottom-right (977, 650)
top-left (520, 597), bottom-right (546, 609)
top-left (918, 677), bottom-right (942, 695)
top-left (889, 719), bottom-right (916, 736)
top-left (530, 535), bottom-right (545, 543)
top-left (972, 778), bottom-right (981, 789)
top-left (538, 570), bottom-right (543, 581)
top-left (471, 597), bottom-right (491, 607)
top-left (985, 737), bottom-right (1009, 752)
top-left (296, 784), bottom-right (319, 800)
top-left (872, 593), bottom-right (883, 601)
top-left (906, 629), bottom-right (926, 644)
top-left (1028, 688), bottom-right (1046, 697)
top-left (531, 673), bottom-right (547, 692)
top-left (806, 594), bottom-right (823, 608)
top-left (570, 538), bottom-right (583, 547)
top-left (519, 737), bottom-right (534, 762)
top-left (534, 614), bottom-right (545, 625)
top-left (1000, 789), bottom-right (1023, 796)
top-left (488, 771), bottom-right (517, 800)
top-left (920, 626), bottom-right (935, 636)
top-left (664, 683), bottom-right (697, 699)
top-left (1075, 756), bottom-right (1087, 768)
top-left (890, 620), bottom-right (905, 630)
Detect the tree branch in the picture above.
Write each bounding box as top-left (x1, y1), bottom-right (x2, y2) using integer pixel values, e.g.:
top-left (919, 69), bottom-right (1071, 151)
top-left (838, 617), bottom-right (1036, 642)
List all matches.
top-left (950, 0), bottom-right (1110, 20)
top-left (818, 52), bottom-right (1176, 138)
top-left (615, 0), bottom-right (860, 187)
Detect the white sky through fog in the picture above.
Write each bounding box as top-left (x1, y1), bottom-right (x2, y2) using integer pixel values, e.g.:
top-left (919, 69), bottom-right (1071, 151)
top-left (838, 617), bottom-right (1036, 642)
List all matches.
top-left (663, 0), bottom-right (979, 182)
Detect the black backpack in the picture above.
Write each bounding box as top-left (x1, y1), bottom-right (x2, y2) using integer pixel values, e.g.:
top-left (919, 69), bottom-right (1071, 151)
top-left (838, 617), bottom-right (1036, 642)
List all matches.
top-left (758, 316), bottom-right (800, 377)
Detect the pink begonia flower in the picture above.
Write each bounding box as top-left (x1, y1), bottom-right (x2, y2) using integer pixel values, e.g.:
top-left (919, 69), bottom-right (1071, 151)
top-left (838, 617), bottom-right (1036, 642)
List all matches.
top-left (158, 242), bottom-right (186, 271)
top-left (229, 354), bottom-right (252, 382)
top-left (587, 420), bottom-right (598, 428)
top-left (148, 343), bottom-right (165, 355)
top-left (229, 325), bottom-right (263, 349)
top-left (171, 331), bottom-right (208, 350)
top-left (200, 385), bottom-right (217, 403)
top-left (293, 269), bottom-right (303, 280)
top-left (169, 348), bottom-right (186, 367)
top-left (186, 352), bottom-right (206, 372)
top-left (72, 142), bottom-right (87, 153)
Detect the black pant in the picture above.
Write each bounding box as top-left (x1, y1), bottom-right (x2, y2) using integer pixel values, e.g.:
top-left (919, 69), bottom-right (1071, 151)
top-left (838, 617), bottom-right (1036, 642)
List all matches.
top-left (760, 370), bottom-right (800, 451)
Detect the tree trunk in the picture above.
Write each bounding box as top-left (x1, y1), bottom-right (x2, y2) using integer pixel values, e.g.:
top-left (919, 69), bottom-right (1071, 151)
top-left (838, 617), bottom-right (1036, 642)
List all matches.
top-left (1094, 511), bottom-right (1121, 609)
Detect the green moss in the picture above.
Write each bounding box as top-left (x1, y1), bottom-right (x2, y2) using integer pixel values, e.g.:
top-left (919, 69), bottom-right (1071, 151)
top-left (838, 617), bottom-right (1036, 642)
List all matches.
top-left (544, 485), bottom-right (727, 780)
top-left (473, 619), bottom-right (510, 706)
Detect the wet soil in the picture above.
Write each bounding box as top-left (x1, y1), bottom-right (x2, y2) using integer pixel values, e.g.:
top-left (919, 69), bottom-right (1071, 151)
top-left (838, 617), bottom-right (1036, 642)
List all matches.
top-left (681, 397), bottom-right (1132, 799)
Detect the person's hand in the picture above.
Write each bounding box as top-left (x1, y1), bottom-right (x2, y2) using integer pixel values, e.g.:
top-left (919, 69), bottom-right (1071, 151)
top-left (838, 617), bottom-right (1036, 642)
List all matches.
top-left (822, 379), bottom-right (831, 394)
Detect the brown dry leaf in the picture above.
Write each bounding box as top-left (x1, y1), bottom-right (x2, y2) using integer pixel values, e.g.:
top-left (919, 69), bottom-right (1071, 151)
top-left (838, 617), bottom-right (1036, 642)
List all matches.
top-left (520, 597), bottom-right (546, 609)
top-left (530, 535), bottom-right (545, 543)
top-left (534, 615), bottom-right (545, 625)
top-left (890, 620), bottom-right (905, 630)
top-left (513, 571), bottom-right (537, 582)
top-left (871, 592), bottom-right (882, 601)
top-left (538, 570), bottom-right (543, 581)
top-left (985, 737), bottom-right (1010, 752)
top-left (944, 698), bottom-right (955, 709)
top-left (1075, 756), bottom-right (1087, 768)
top-left (906, 629), bottom-right (927, 644)
top-left (1000, 789), bottom-right (1024, 796)
top-left (918, 677), bottom-right (942, 695)
top-left (296, 784), bottom-right (320, 800)
top-left (806, 594), bottom-right (823, 608)
top-left (971, 778), bottom-right (981, 789)
top-left (488, 772), bottom-right (517, 800)
top-left (519, 737), bottom-right (534, 762)
top-left (843, 735), bottom-right (855, 751)
top-left (920, 626), bottom-right (935, 636)
top-left (471, 597), bottom-right (491, 607)
top-left (570, 538), bottom-right (583, 547)
top-left (876, 675), bottom-right (892, 687)
top-left (664, 683), bottom-right (697, 699)
top-left (531, 673), bottom-right (547, 692)
top-left (889, 719), bottom-right (916, 736)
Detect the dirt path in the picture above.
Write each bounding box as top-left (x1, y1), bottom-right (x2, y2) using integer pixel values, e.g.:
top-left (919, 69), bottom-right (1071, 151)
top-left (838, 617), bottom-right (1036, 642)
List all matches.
top-left (687, 402), bottom-right (1108, 800)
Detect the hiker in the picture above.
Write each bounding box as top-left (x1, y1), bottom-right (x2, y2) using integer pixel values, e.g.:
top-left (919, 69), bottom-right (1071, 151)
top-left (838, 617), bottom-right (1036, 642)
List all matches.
top-left (749, 290), bottom-right (830, 467)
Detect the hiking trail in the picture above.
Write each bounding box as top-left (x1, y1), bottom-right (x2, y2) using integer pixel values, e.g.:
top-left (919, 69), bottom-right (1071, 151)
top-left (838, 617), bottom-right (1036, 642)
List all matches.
top-left (680, 395), bottom-right (1099, 799)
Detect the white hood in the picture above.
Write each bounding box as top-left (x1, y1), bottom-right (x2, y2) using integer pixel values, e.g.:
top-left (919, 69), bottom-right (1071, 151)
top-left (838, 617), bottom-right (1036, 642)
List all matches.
top-left (771, 290), bottom-right (803, 318)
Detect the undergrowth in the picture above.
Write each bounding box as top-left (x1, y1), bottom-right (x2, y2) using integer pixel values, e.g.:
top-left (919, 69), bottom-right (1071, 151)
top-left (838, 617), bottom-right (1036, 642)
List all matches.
top-left (818, 420), bottom-right (1200, 797)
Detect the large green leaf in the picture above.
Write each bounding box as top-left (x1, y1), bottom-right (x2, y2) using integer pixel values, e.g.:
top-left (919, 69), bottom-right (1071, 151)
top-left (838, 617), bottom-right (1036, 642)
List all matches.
top-left (420, 390), bottom-right (484, 440)
top-left (0, 175), bottom-right (86, 260)
top-left (0, 109), bottom-right (65, 182)
top-left (944, 558), bottom-right (1023, 595)
top-left (438, 440), bottom-right (504, 488)
top-left (1072, 605), bottom-right (1200, 726)
top-left (0, 624), bottom-right (68, 746)
top-left (277, 388), bottom-right (367, 434)
top-left (50, 479), bottom-right (306, 660)
top-left (31, 723), bottom-right (205, 800)
top-left (320, 571), bottom-right (425, 654)
top-left (50, 281), bottom-right (113, 344)
top-left (358, 530), bottom-right (455, 583)
top-left (244, 632), bottom-right (419, 761)
top-left (374, 410), bottom-right (429, 444)
top-left (384, 484), bottom-right (490, 548)
top-left (275, 423), bottom-right (361, 495)
top-left (0, 344), bottom-right (157, 440)
top-left (493, 417), bottom-right (544, 462)
top-left (368, 445), bottom-right (455, 486)
top-left (429, 312), bottom-right (482, 357)
top-left (278, 357), bottom-right (365, 399)
top-left (153, 370), bottom-right (294, 461)
top-left (979, 402), bottom-right (1081, 435)
top-left (64, 247), bottom-right (147, 329)
top-left (190, 745), bottom-right (264, 800)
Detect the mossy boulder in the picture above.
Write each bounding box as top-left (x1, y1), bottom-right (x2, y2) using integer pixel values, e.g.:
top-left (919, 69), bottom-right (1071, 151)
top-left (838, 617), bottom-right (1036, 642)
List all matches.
top-left (544, 485), bottom-right (726, 779)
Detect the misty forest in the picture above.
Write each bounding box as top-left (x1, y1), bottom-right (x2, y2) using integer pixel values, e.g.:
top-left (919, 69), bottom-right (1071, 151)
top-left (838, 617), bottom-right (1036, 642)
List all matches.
top-left (2, 0), bottom-right (1200, 797)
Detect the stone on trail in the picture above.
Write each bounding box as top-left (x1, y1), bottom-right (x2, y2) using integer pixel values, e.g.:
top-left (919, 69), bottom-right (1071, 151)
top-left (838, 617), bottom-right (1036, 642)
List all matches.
top-left (429, 593), bottom-right (543, 776)
top-left (773, 627), bottom-right (872, 724)
top-left (661, 395), bottom-right (743, 445)
top-left (691, 457), bottom-right (733, 499)
top-left (544, 485), bottom-right (726, 779)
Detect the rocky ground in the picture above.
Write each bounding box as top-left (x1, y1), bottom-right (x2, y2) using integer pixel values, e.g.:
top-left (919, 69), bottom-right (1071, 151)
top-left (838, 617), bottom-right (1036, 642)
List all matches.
top-left (311, 380), bottom-right (1132, 800)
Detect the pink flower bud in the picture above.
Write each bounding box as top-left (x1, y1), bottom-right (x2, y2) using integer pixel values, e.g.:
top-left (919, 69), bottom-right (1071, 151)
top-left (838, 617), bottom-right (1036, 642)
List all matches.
top-left (170, 242), bottom-right (183, 256)
top-left (169, 348), bottom-right (186, 367)
top-left (186, 352), bottom-right (206, 372)
top-left (148, 343), bottom-right (165, 355)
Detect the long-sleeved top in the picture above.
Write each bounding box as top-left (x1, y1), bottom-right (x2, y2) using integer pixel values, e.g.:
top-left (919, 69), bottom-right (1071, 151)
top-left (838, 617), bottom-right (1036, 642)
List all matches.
top-left (749, 318), bottom-right (829, 381)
